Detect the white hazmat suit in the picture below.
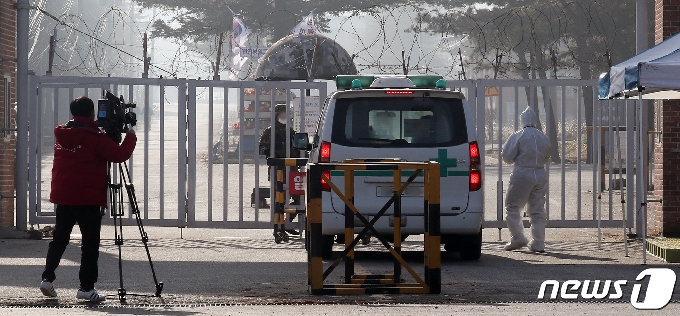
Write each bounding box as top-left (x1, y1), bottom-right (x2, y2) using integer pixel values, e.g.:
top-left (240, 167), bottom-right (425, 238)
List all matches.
top-left (501, 107), bottom-right (551, 252)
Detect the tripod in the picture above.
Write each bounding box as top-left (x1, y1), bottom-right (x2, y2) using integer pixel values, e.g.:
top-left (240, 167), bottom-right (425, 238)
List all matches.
top-left (108, 161), bottom-right (163, 303)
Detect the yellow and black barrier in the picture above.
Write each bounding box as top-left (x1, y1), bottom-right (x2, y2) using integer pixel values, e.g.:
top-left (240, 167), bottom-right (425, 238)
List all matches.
top-left (307, 161), bottom-right (441, 295)
top-left (267, 158), bottom-right (308, 244)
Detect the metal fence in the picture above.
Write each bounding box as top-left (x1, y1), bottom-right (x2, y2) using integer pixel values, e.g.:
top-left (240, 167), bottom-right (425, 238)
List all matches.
top-left (23, 75), bottom-right (642, 231)
top-left (26, 75), bottom-right (326, 228)
top-left (447, 79), bottom-right (639, 230)
top-left (185, 80), bottom-right (327, 228)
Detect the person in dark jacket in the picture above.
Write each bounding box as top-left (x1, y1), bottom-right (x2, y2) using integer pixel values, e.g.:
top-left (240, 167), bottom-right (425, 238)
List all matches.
top-left (40, 96), bottom-right (137, 302)
top-left (258, 104), bottom-right (301, 234)
top-left (258, 104), bottom-right (299, 159)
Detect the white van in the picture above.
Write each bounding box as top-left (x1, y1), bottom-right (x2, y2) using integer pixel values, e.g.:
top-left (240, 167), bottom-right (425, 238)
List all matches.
top-left (296, 75), bottom-right (483, 260)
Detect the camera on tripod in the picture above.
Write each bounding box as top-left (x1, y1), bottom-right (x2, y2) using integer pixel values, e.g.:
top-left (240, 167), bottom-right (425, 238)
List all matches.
top-left (97, 91), bottom-right (137, 143)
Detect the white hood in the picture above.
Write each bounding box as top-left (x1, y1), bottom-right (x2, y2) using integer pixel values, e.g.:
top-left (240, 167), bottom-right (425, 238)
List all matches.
top-left (501, 106), bottom-right (551, 168)
top-left (520, 106), bottom-right (538, 128)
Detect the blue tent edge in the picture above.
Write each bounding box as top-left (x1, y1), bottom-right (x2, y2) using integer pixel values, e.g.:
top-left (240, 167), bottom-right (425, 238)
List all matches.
top-left (597, 32), bottom-right (680, 99)
top-left (598, 72), bottom-right (610, 99)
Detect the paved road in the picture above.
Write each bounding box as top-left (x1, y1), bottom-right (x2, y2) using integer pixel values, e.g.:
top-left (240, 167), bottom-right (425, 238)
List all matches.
top-left (1, 302), bottom-right (680, 315)
top-left (1, 226), bottom-right (678, 314)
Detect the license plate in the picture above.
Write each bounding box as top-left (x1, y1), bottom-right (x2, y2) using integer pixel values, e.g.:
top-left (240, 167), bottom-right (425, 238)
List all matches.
top-left (376, 185), bottom-right (424, 197)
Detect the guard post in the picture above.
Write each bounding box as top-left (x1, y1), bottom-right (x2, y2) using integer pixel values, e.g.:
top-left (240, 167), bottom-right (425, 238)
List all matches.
top-left (267, 158), bottom-right (308, 243)
top-left (306, 161), bottom-right (441, 294)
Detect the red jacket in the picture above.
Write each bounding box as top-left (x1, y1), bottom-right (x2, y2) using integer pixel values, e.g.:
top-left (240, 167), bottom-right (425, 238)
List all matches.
top-left (50, 116), bottom-right (137, 207)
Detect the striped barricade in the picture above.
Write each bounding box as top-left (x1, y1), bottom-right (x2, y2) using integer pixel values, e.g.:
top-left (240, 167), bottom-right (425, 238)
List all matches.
top-left (266, 158), bottom-right (308, 243)
top-left (307, 161), bottom-right (441, 295)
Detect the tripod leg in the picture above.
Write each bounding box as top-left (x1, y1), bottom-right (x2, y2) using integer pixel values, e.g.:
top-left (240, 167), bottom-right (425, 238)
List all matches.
top-left (109, 164), bottom-right (127, 303)
top-left (121, 162), bottom-right (163, 297)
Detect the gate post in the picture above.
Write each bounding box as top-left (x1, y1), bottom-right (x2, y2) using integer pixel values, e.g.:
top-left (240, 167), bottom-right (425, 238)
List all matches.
top-left (187, 81), bottom-right (197, 225)
top-left (307, 163), bottom-right (324, 293)
top-left (177, 80), bottom-right (188, 227)
top-left (15, 0), bottom-right (30, 231)
top-left (344, 168), bottom-right (355, 283)
top-left (426, 162), bottom-right (441, 294)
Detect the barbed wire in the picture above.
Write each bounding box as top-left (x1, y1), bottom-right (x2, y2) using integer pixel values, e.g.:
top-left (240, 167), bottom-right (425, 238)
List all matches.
top-left (441, 0), bottom-right (623, 80)
top-left (28, 1), bottom-right (176, 77)
top-left (26, 1), bottom-right (629, 81)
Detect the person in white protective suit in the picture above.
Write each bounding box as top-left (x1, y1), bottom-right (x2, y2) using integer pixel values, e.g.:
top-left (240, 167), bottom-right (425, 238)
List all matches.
top-left (501, 106), bottom-right (551, 252)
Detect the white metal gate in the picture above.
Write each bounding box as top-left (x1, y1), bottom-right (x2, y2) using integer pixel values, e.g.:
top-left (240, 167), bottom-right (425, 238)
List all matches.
top-left (24, 75), bottom-right (641, 230)
top-left (28, 76), bottom-right (189, 227)
top-left (26, 75), bottom-right (326, 228)
top-left (185, 80), bottom-right (326, 228)
top-left (447, 79), bottom-right (640, 230)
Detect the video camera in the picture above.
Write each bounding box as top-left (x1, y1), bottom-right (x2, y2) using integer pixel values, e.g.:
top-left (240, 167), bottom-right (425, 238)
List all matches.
top-left (97, 91), bottom-right (137, 143)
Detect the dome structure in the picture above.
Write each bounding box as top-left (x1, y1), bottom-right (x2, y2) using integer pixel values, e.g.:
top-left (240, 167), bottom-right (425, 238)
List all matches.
top-left (255, 33), bottom-right (357, 81)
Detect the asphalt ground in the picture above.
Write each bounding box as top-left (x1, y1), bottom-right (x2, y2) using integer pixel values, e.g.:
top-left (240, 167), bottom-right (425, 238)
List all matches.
top-left (1, 303), bottom-right (680, 315)
top-left (1, 226), bottom-right (679, 314)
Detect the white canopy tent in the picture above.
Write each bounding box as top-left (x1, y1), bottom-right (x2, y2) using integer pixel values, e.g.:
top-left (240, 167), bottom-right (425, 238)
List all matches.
top-left (599, 32), bottom-right (680, 99)
top-left (598, 32), bottom-right (680, 263)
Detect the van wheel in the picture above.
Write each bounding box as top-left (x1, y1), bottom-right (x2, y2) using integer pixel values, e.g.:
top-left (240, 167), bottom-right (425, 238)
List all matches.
top-left (322, 235), bottom-right (334, 259)
top-left (459, 229), bottom-right (482, 261)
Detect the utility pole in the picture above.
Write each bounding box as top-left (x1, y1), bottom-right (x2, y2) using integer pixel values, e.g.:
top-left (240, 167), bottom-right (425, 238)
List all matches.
top-left (214, 32), bottom-right (224, 80)
top-left (458, 48), bottom-right (466, 80)
top-left (47, 29), bottom-right (57, 75)
top-left (16, 0), bottom-right (30, 231)
top-left (551, 50), bottom-right (558, 79)
top-left (635, 0), bottom-right (649, 238)
top-left (605, 49), bottom-right (612, 68)
top-left (493, 48), bottom-right (502, 79)
top-left (142, 33), bottom-right (149, 78)
top-left (401, 51), bottom-right (410, 75)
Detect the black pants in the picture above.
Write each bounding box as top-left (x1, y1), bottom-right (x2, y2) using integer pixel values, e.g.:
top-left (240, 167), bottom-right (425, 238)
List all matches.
top-left (42, 205), bottom-right (103, 291)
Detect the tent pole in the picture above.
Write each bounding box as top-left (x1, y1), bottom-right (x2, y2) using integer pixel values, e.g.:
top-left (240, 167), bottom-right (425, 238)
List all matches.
top-left (638, 92), bottom-right (647, 265)
top-left (597, 100), bottom-right (603, 250)
top-left (618, 101), bottom-right (628, 257)
top-left (626, 92), bottom-right (635, 240)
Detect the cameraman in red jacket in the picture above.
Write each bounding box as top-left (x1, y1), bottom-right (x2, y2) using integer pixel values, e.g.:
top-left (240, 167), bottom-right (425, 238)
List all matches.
top-left (40, 96), bottom-right (137, 302)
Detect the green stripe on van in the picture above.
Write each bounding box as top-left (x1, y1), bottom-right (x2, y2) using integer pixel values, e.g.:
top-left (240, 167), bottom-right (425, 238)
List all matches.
top-left (329, 170), bottom-right (469, 177)
top-left (329, 170), bottom-right (422, 177)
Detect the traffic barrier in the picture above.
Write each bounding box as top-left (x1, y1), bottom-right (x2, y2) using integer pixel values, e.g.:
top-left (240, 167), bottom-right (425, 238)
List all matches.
top-left (307, 161), bottom-right (441, 294)
top-left (267, 158), bottom-right (308, 244)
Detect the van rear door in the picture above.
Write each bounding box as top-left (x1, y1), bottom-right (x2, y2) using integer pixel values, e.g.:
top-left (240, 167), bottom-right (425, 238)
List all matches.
top-left (327, 92), bottom-right (470, 216)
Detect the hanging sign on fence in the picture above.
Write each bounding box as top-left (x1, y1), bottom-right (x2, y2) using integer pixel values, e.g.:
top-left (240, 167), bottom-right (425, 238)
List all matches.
top-left (293, 96), bottom-right (320, 134)
top-left (289, 171), bottom-right (306, 195)
top-left (484, 86), bottom-right (499, 97)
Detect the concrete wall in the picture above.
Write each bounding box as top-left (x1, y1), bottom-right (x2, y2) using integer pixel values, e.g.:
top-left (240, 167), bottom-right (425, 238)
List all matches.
top-left (0, 0), bottom-right (16, 228)
top-left (652, 0), bottom-right (680, 236)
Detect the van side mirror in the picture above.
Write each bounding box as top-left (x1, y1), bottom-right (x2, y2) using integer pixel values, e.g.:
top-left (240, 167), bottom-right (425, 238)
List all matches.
top-left (293, 133), bottom-right (312, 151)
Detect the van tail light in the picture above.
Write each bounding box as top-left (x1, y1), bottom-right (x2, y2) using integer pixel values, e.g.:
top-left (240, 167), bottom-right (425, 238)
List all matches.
top-left (470, 169), bottom-right (481, 191)
top-left (319, 141), bottom-right (331, 191)
top-left (320, 141), bottom-right (331, 163)
top-left (321, 170), bottom-right (331, 192)
top-left (469, 141), bottom-right (482, 191)
top-left (385, 90), bottom-right (413, 95)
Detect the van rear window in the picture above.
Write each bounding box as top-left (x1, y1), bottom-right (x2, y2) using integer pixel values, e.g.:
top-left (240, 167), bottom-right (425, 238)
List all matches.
top-left (331, 97), bottom-right (468, 147)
